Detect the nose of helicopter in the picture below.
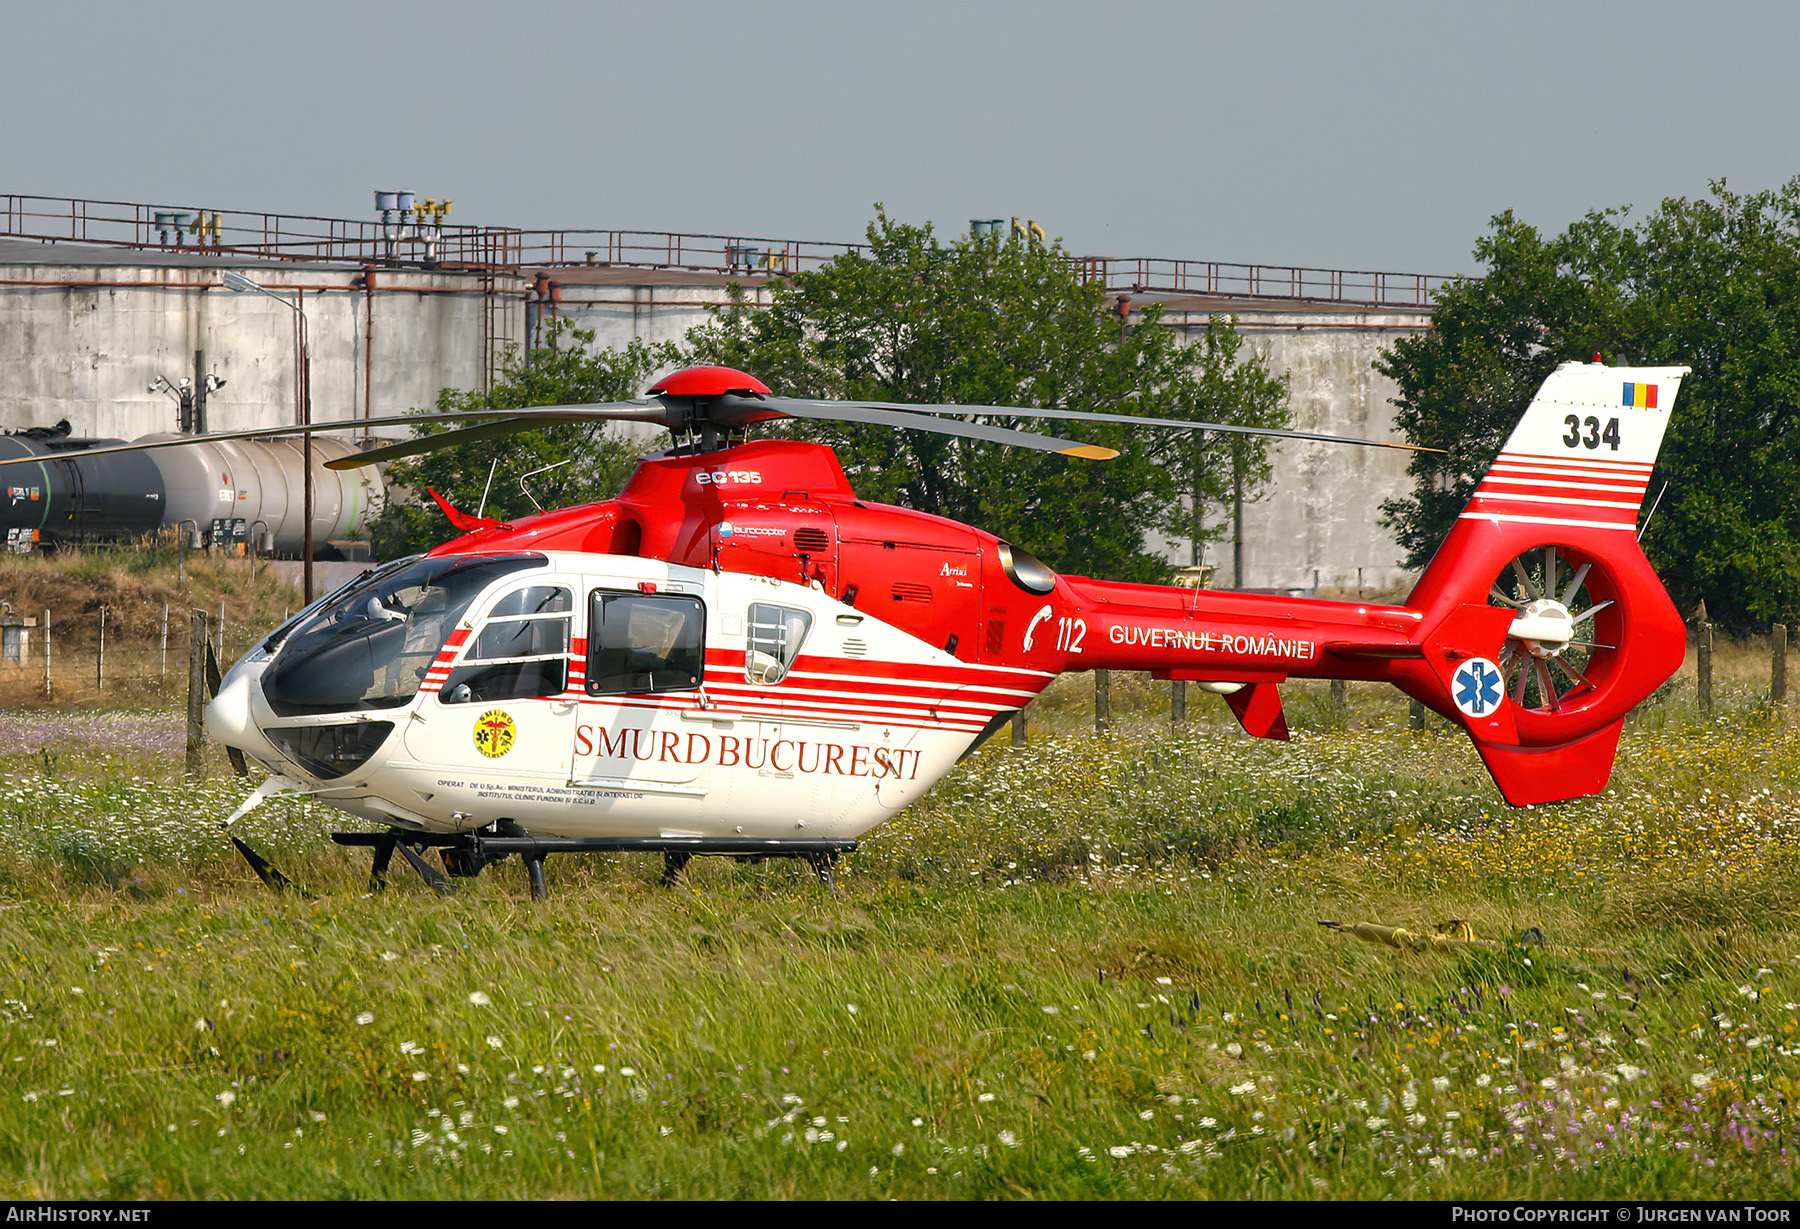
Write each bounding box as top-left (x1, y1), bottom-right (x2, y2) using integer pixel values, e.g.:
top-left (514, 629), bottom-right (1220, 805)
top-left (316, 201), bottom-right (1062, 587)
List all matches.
top-left (205, 665), bottom-right (283, 765)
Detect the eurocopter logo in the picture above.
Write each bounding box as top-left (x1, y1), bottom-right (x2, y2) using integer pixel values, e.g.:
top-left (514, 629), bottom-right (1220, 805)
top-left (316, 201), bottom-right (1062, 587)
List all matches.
top-left (1451, 657), bottom-right (1504, 718)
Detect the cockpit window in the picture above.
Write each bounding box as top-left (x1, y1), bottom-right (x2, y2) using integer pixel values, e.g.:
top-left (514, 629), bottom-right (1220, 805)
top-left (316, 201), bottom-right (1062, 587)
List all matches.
top-left (262, 554), bottom-right (545, 717)
top-left (441, 585), bottom-right (573, 704)
top-left (587, 591), bottom-right (705, 695)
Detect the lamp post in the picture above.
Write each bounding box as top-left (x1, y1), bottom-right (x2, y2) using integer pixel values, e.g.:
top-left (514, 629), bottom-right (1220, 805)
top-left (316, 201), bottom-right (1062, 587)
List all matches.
top-left (222, 270), bottom-right (314, 602)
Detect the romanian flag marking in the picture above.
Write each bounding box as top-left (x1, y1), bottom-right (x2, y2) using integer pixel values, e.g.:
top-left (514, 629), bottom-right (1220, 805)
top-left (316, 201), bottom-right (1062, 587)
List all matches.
top-left (1623, 382), bottom-right (1658, 409)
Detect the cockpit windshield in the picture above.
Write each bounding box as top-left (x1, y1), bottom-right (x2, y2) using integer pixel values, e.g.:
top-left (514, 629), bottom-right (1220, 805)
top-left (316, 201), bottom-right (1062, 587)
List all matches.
top-left (262, 554), bottom-right (546, 717)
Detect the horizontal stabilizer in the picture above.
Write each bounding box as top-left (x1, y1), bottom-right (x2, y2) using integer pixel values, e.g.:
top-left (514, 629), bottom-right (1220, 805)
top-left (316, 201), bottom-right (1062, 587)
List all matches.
top-left (1322, 640), bottom-right (1423, 661)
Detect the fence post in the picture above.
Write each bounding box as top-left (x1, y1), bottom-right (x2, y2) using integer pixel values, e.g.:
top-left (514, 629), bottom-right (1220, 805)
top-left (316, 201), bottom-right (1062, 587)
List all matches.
top-left (42, 608), bottom-right (50, 699)
top-left (187, 608), bottom-right (208, 777)
top-left (160, 604), bottom-right (169, 681)
top-left (1170, 679), bottom-right (1187, 725)
top-left (1010, 709), bottom-right (1027, 747)
top-left (1775, 622), bottom-right (1789, 712)
top-left (1331, 678), bottom-right (1348, 711)
top-left (1696, 599), bottom-right (1713, 717)
top-left (1409, 698), bottom-right (1426, 730)
top-left (1094, 669), bottom-right (1111, 731)
top-left (96, 605), bottom-right (105, 694)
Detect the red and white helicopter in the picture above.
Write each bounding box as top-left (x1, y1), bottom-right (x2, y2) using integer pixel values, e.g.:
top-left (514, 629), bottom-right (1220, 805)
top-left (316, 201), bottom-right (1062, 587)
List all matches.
top-left (52, 359), bottom-right (1696, 894)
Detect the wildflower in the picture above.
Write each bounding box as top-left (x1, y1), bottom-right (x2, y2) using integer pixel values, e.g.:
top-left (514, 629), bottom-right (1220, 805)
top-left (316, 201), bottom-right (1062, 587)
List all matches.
top-left (216, 1091), bottom-right (236, 1107)
top-left (468, 992), bottom-right (491, 1007)
top-left (355, 1012), bottom-right (374, 1026)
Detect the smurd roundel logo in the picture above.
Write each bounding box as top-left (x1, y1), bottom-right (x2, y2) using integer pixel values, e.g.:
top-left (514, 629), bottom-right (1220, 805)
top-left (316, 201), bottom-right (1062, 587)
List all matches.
top-left (473, 709), bottom-right (516, 758)
top-left (1451, 657), bottom-right (1504, 718)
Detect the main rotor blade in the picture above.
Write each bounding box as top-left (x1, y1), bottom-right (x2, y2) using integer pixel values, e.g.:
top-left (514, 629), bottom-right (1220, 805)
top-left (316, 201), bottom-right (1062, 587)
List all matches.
top-left (324, 415), bottom-right (589, 469)
top-left (0, 401), bottom-right (672, 468)
top-left (746, 397), bottom-right (1117, 459)
top-left (767, 397), bottom-right (1444, 454)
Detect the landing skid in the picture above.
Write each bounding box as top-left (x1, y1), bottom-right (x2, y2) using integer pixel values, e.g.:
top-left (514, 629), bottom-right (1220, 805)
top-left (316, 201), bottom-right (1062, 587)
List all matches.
top-left (331, 829), bottom-right (856, 899)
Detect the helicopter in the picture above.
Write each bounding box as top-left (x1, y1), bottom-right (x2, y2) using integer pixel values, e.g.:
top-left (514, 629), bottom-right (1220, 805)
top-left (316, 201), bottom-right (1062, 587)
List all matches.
top-left (7, 358), bottom-right (1691, 896)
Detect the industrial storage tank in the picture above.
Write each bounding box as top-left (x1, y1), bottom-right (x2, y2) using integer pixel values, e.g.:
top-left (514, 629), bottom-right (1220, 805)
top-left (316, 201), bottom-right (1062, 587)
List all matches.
top-left (0, 426), bottom-right (383, 552)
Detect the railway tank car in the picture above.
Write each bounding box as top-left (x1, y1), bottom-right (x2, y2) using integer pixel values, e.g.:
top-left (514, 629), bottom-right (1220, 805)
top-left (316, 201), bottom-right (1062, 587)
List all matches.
top-left (0, 424), bottom-right (381, 553)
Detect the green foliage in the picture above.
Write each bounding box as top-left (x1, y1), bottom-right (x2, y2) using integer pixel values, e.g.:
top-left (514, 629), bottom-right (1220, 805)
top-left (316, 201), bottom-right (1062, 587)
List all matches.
top-left (1379, 180), bottom-right (1800, 629)
top-left (370, 322), bottom-right (680, 558)
top-left (685, 210), bottom-right (1287, 582)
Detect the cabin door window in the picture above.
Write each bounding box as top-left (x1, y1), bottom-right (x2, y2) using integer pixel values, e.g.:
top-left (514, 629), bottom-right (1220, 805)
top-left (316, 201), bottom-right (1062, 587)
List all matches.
top-left (586, 592), bottom-right (706, 695)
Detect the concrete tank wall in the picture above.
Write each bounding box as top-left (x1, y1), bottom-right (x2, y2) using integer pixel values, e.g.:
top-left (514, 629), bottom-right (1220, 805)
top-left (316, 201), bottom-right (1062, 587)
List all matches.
top-left (1159, 305), bottom-right (1428, 594)
top-left (0, 252), bottom-right (513, 443)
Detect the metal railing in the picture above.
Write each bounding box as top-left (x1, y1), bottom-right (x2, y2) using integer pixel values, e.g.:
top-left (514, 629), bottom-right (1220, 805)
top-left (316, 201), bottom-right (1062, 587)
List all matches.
top-left (1072, 255), bottom-right (1449, 309)
top-left (510, 229), bottom-right (862, 278)
top-left (1, 193), bottom-right (1452, 308)
top-left (0, 193), bottom-right (525, 265)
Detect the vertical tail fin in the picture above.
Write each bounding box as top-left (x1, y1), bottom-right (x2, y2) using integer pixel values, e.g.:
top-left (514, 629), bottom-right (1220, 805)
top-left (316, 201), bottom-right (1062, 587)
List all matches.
top-left (1401, 360), bottom-right (1690, 805)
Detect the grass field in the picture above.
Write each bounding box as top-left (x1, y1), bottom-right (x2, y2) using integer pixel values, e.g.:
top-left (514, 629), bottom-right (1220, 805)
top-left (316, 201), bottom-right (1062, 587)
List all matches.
top-left (0, 644), bottom-right (1797, 1201)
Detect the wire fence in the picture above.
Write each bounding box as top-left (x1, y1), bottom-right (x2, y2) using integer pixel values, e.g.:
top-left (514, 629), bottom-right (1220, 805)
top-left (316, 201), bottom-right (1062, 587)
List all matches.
top-left (0, 605), bottom-right (268, 709)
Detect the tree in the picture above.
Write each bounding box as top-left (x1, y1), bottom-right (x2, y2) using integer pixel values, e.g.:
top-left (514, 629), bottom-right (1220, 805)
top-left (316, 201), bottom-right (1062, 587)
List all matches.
top-left (1151, 316), bottom-right (1291, 574)
top-left (370, 321), bottom-right (680, 558)
top-left (684, 210), bottom-right (1287, 583)
top-left (1378, 180), bottom-right (1800, 629)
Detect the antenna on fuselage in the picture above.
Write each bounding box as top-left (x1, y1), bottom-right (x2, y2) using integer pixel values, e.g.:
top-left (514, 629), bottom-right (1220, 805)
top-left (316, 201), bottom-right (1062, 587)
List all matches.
top-left (519, 457), bottom-right (575, 512)
top-left (477, 455), bottom-right (499, 520)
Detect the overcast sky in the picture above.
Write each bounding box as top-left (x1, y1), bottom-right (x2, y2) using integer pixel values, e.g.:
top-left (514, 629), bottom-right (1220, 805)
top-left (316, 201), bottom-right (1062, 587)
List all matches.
top-left (7, 0), bottom-right (1797, 277)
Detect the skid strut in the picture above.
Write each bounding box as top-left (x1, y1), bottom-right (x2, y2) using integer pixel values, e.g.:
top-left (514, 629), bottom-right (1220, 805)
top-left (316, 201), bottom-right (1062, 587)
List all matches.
top-left (333, 830), bottom-right (856, 899)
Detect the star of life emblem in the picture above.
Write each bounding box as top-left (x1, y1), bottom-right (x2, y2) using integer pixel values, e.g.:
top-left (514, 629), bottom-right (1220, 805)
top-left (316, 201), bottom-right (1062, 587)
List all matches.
top-left (1451, 657), bottom-right (1504, 718)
